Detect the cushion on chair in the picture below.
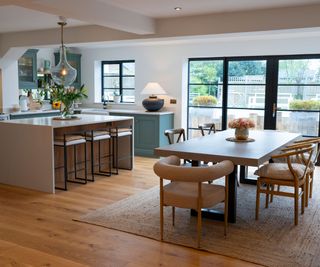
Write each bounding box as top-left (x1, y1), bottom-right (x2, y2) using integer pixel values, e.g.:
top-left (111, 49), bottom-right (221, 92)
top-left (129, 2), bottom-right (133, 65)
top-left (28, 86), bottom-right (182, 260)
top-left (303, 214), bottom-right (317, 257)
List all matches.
top-left (86, 131), bottom-right (111, 141)
top-left (254, 163), bottom-right (306, 180)
top-left (110, 128), bottom-right (132, 137)
top-left (272, 153), bottom-right (315, 171)
top-left (163, 182), bottom-right (225, 210)
top-left (54, 135), bottom-right (86, 146)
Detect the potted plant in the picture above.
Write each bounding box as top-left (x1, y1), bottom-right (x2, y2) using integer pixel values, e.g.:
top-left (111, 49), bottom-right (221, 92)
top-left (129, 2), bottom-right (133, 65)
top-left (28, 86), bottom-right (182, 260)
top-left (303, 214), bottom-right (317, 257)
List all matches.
top-left (228, 118), bottom-right (255, 140)
top-left (192, 95), bottom-right (218, 106)
top-left (50, 84), bottom-right (87, 118)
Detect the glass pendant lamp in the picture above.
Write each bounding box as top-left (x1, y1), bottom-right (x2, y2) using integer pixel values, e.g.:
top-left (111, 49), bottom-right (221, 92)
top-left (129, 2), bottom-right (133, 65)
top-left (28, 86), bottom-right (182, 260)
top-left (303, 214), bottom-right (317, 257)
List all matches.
top-left (51, 18), bottom-right (77, 87)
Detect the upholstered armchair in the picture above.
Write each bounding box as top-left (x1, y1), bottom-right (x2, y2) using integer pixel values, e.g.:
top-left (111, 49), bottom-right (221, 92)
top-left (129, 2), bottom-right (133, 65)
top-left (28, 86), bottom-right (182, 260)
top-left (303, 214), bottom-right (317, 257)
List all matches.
top-left (153, 155), bottom-right (234, 247)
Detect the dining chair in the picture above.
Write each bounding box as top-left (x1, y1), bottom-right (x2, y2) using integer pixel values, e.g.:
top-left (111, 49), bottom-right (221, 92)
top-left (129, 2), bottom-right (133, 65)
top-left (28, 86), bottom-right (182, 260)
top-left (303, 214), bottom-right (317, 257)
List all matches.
top-left (255, 143), bottom-right (314, 225)
top-left (293, 137), bottom-right (320, 206)
top-left (153, 155), bottom-right (234, 248)
top-left (271, 137), bottom-right (320, 207)
top-left (164, 128), bottom-right (186, 144)
top-left (198, 122), bottom-right (216, 136)
top-left (164, 128), bottom-right (191, 165)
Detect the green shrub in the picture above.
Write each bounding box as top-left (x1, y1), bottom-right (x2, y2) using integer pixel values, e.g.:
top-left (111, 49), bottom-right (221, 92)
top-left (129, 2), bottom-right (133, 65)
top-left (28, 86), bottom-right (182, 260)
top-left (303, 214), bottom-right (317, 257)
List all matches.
top-left (192, 95), bottom-right (218, 106)
top-left (289, 100), bottom-right (320, 110)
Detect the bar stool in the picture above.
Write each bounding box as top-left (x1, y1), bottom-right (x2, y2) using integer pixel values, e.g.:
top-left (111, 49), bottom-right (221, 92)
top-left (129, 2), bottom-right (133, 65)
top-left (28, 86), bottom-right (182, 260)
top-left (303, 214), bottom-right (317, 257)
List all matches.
top-left (110, 126), bottom-right (133, 174)
top-left (54, 133), bottom-right (87, 190)
top-left (86, 129), bottom-right (112, 181)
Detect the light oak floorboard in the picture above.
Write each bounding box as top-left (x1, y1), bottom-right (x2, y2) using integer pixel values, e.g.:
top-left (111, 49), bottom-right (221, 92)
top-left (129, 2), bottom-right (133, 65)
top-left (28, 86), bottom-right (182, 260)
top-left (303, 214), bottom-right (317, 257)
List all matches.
top-left (0, 156), bottom-right (260, 267)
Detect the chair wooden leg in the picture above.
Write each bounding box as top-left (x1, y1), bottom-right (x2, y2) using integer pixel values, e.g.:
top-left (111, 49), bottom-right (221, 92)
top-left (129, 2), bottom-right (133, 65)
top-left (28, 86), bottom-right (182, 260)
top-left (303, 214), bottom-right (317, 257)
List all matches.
top-left (172, 207), bottom-right (175, 226)
top-left (197, 182), bottom-right (202, 248)
top-left (265, 184), bottom-right (270, 208)
top-left (310, 171), bottom-right (314, 199)
top-left (256, 179), bottom-right (260, 220)
top-left (197, 207), bottom-right (202, 248)
top-left (160, 179), bottom-right (164, 241)
top-left (305, 174), bottom-right (309, 207)
top-left (294, 186), bottom-right (299, 226)
top-left (224, 176), bottom-right (228, 237)
top-left (301, 184), bottom-right (305, 214)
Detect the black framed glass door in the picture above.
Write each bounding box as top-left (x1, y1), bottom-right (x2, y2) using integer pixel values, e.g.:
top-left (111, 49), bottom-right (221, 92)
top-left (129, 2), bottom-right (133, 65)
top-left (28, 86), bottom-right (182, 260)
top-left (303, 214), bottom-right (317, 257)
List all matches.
top-left (188, 55), bottom-right (320, 138)
top-left (274, 57), bottom-right (320, 136)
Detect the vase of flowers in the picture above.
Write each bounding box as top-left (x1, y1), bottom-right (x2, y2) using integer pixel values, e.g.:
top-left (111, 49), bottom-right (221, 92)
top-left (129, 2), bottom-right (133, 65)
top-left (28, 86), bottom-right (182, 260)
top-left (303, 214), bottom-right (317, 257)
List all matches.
top-left (228, 118), bottom-right (255, 140)
top-left (51, 84), bottom-right (87, 119)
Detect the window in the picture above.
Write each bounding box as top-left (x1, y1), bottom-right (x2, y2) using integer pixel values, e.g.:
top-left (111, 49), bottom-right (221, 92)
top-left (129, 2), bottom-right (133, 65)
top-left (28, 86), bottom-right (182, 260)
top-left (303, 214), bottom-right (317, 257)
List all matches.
top-left (188, 59), bottom-right (224, 138)
top-left (101, 60), bottom-right (135, 103)
top-left (188, 55), bottom-right (320, 137)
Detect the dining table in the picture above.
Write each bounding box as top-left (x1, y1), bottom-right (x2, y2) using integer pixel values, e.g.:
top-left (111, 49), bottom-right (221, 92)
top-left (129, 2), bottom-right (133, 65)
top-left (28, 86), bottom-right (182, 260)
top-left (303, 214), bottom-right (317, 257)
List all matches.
top-left (154, 129), bottom-right (301, 223)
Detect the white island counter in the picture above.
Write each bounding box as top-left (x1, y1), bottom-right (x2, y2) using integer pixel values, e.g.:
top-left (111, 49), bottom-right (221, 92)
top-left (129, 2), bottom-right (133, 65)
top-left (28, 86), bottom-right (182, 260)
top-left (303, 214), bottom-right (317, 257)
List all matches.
top-left (0, 114), bottom-right (133, 193)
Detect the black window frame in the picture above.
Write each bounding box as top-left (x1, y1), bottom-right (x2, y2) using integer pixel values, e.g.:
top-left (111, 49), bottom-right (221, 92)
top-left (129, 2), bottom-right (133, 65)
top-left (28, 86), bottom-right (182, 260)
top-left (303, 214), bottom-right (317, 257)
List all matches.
top-left (101, 60), bottom-right (135, 103)
top-left (188, 54), bottom-right (320, 138)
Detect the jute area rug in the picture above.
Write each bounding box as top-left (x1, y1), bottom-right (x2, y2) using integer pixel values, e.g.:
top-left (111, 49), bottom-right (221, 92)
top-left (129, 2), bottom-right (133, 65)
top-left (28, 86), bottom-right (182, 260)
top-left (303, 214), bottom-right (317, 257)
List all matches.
top-left (76, 181), bottom-right (320, 267)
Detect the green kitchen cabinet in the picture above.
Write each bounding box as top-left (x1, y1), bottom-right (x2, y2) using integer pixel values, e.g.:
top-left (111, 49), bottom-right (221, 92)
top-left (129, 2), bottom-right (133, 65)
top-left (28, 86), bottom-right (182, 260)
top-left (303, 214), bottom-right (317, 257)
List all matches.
top-left (54, 52), bottom-right (81, 89)
top-left (18, 49), bottom-right (38, 89)
top-left (109, 112), bottom-right (174, 157)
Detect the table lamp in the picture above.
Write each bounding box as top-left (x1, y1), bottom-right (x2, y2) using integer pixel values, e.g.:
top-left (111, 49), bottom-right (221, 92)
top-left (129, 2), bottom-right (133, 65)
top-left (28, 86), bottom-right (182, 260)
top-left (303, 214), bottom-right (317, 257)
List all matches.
top-left (141, 82), bottom-right (167, 111)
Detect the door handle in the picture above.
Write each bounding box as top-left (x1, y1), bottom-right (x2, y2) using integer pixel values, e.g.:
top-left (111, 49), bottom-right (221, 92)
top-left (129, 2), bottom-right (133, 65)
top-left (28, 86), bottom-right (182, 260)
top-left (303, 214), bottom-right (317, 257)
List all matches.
top-left (272, 103), bottom-right (277, 118)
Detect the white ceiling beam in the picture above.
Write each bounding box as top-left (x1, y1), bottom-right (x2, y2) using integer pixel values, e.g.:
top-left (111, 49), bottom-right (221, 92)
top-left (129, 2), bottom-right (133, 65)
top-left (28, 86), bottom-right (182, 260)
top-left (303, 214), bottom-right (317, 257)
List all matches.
top-left (8, 0), bottom-right (155, 34)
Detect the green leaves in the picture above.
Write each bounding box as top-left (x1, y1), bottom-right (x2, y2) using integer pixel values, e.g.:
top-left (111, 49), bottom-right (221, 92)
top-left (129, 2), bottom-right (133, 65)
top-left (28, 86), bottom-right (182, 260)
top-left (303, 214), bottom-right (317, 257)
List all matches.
top-left (50, 84), bottom-right (88, 105)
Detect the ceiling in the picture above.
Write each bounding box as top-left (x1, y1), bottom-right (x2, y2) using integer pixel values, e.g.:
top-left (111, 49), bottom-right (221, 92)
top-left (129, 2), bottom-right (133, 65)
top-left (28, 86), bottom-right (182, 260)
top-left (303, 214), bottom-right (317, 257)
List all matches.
top-left (100, 0), bottom-right (320, 18)
top-left (0, 0), bottom-right (320, 34)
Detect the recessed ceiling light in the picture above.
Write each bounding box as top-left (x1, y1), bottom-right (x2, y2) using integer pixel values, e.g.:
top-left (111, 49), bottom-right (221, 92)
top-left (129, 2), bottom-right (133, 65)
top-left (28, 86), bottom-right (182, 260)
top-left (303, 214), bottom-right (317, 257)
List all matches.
top-left (174, 7), bottom-right (182, 11)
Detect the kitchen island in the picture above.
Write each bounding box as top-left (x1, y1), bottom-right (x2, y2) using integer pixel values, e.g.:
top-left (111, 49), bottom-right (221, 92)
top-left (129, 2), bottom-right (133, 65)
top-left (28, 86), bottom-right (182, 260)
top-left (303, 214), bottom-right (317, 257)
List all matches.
top-left (0, 114), bottom-right (133, 193)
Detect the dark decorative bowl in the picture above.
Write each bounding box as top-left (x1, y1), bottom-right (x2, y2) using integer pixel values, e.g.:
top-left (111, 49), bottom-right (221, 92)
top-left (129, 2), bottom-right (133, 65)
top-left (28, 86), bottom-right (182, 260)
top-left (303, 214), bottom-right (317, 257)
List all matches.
top-left (142, 98), bottom-right (164, 112)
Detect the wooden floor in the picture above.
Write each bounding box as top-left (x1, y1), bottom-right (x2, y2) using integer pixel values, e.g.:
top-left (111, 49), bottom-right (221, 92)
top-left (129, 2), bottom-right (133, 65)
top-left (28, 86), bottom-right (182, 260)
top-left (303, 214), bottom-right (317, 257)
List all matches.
top-left (0, 156), bottom-right (260, 267)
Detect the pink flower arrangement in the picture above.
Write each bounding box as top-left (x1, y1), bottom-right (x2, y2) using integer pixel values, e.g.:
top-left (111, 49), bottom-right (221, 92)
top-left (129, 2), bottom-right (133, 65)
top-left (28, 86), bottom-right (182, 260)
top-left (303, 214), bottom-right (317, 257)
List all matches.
top-left (228, 118), bottom-right (255, 129)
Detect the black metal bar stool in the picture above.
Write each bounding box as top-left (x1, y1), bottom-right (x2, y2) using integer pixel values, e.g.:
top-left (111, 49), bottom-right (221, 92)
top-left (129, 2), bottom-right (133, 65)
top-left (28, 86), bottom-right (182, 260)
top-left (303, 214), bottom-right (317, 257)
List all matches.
top-left (110, 126), bottom-right (133, 174)
top-left (54, 133), bottom-right (87, 190)
top-left (86, 129), bottom-right (112, 181)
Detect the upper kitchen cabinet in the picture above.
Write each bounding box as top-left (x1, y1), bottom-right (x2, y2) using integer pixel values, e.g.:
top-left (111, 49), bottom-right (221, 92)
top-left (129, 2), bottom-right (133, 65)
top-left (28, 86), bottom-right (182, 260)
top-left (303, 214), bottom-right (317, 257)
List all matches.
top-left (18, 49), bottom-right (38, 89)
top-left (54, 52), bottom-right (81, 88)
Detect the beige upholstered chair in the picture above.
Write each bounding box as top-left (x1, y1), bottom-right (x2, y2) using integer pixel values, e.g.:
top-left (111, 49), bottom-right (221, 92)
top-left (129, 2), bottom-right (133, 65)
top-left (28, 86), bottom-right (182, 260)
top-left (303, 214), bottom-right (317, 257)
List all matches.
top-left (255, 143), bottom-right (314, 225)
top-left (198, 122), bottom-right (216, 136)
top-left (153, 155), bottom-right (234, 247)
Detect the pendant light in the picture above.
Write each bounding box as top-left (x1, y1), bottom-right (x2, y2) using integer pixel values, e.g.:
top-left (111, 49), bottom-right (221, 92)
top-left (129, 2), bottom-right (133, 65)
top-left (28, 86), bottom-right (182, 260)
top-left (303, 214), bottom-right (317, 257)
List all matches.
top-left (50, 17), bottom-right (77, 87)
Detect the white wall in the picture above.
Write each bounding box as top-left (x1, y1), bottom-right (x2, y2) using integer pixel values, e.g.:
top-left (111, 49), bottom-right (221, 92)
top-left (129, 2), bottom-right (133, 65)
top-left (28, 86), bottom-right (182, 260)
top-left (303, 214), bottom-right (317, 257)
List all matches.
top-left (79, 30), bottom-right (320, 129)
top-left (0, 48), bottom-right (55, 111)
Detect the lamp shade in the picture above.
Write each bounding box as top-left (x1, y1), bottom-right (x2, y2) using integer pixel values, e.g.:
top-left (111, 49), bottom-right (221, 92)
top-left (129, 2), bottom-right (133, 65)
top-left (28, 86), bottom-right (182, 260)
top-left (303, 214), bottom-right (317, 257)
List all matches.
top-left (141, 82), bottom-right (167, 96)
top-left (51, 45), bottom-right (77, 86)
top-left (50, 19), bottom-right (77, 87)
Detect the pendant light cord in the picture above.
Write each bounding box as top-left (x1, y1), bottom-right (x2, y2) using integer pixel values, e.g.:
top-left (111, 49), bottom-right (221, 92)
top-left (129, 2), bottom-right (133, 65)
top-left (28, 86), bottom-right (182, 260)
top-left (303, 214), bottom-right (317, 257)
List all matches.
top-left (58, 21), bottom-right (67, 47)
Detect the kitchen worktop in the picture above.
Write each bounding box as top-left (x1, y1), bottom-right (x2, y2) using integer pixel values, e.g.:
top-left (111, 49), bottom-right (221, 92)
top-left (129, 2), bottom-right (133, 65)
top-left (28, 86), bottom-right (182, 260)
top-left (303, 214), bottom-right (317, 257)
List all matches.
top-left (10, 109), bottom-right (60, 116)
top-left (81, 108), bottom-right (173, 115)
top-left (4, 114), bottom-right (133, 128)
